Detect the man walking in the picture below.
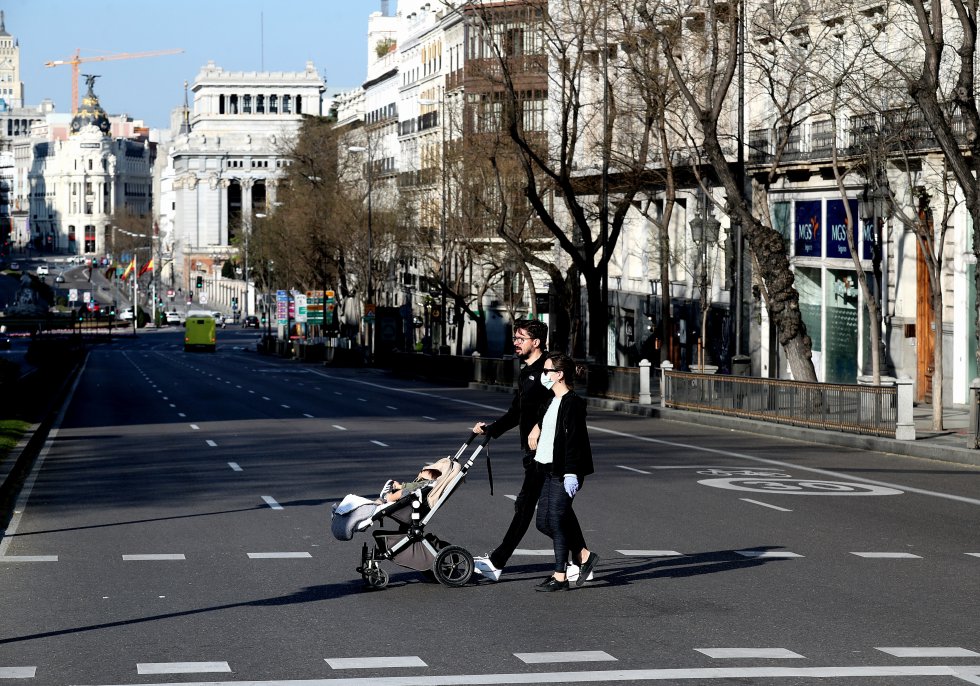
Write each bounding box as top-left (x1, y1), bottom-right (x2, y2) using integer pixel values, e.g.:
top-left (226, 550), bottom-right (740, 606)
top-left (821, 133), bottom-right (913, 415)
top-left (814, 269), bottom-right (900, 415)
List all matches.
top-left (471, 319), bottom-right (550, 582)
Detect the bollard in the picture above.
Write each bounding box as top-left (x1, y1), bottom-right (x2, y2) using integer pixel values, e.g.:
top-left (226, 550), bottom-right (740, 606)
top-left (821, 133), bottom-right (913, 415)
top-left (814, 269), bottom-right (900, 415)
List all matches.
top-left (970, 378), bottom-right (980, 449)
top-left (660, 361), bottom-right (673, 409)
top-left (639, 359), bottom-right (652, 405)
top-left (895, 377), bottom-right (916, 440)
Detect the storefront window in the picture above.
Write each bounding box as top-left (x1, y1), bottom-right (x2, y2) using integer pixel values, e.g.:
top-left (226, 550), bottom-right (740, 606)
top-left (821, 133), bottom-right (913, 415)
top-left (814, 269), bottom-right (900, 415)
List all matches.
top-left (826, 199), bottom-right (861, 259)
top-left (825, 268), bottom-right (859, 383)
top-left (795, 200), bottom-right (822, 257)
top-left (796, 267), bottom-right (823, 374)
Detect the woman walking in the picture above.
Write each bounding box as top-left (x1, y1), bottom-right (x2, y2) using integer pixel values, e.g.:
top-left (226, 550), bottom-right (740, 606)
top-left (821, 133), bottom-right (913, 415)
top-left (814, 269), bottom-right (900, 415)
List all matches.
top-left (527, 352), bottom-right (599, 591)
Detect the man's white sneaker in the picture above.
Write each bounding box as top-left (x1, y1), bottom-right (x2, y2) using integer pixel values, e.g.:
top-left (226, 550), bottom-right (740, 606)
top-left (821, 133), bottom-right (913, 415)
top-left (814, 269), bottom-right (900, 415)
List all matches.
top-left (473, 555), bottom-right (502, 582)
top-left (566, 564), bottom-right (594, 583)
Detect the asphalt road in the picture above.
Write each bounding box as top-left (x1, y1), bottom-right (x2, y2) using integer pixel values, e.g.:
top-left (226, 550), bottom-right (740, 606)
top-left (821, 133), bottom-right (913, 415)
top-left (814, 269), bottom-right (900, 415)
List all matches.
top-left (1, 327), bottom-right (978, 686)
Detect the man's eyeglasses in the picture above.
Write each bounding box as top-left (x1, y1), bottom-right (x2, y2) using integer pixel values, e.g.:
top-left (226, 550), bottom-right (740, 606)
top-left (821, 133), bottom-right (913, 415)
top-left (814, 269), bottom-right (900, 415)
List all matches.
top-left (512, 336), bottom-right (531, 342)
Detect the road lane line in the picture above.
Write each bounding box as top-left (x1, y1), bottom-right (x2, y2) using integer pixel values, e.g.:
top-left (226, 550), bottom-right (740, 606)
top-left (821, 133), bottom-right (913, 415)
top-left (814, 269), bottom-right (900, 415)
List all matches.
top-left (333, 425), bottom-right (347, 431)
top-left (617, 550), bottom-right (682, 557)
top-left (122, 554), bottom-right (185, 561)
top-left (371, 440), bottom-right (389, 447)
top-left (358, 398), bottom-right (367, 402)
top-left (851, 552), bottom-right (922, 558)
top-left (137, 662), bottom-right (230, 675)
top-left (735, 550), bottom-right (803, 558)
top-left (966, 553), bottom-right (980, 558)
top-left (877, 647), bottom-right (980, 658)
top-left (247, 552), bottom-right (312, 559)
top-left (696, 648), bottom-right (804, 659)
top-left (513, 549), bottom-right (555, 556)
top-left (325, 657), bottom-right (426, 669)
top-left (386, 406), bottom-right (398, 410)
top-left (740, 498), bottom-right (793, 512)
top-left (178, 413), bottom-right (186, 418)
top-left (516, 651), bottom-right (616, 664)
top-left (205, 440), bottom-right (217, 447)
top-left (228, 462), bottom-right (243, 472)
top-left (0, 555), bottom-right (58, 562)
top-left (262, 396), bottom-right (270, 401)
top-left (0, 667), bottom-right (36, 678)
top-left (281, 404), bottom-right (291, 409)
top-left (190, 424), bottom-right (200, 430)
top-left (618, 465), bottom-right (652, 475)
top-left (423, 416), bottom-right (437, 421)
top-left (261, 496), bottom-right (283, 510)
top-left (303, 414), bottom-right (314, 418)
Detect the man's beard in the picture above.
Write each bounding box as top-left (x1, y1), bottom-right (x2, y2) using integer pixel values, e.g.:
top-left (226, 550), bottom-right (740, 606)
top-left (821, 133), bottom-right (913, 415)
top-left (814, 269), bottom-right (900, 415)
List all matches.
top-left (516, 347), bottom-right (531, 361)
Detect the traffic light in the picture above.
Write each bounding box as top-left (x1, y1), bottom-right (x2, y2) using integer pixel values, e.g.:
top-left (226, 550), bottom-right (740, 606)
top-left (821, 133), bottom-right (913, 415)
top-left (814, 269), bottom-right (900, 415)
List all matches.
top-left (196, 275), bottom-right (203, 289)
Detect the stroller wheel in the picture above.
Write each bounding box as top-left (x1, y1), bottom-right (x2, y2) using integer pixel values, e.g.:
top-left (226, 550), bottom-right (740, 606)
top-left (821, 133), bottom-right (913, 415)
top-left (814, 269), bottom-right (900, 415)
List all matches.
top-left (431, 545), bottom-right (474, 587)
top-left (364, 568), bottom-right (389, 590)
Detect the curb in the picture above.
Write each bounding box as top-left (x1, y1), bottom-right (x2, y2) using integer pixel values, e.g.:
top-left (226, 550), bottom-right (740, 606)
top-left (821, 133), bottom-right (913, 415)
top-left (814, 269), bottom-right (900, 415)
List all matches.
top-left (468, 382), bottom-right (980, 469)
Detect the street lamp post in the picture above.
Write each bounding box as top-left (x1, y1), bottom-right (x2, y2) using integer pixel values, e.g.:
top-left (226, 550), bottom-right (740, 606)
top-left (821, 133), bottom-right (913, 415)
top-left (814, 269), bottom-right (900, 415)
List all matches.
top-left (690, 197), bottom-right (721, 372)
top-left (348, 144), bottom-right (374, 355)
top-left (419, 95), bottom-right (448, 352)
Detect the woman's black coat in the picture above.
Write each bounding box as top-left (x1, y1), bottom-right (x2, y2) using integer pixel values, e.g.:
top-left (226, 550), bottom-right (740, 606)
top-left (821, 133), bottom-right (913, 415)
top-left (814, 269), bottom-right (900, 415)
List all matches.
top-left (535, 391), bottom-right (594, 479)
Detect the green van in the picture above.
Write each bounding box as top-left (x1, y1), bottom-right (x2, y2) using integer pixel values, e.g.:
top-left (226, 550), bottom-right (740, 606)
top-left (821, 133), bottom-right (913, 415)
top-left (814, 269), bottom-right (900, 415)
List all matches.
top-left (184, 315), bottom-right (216, 352)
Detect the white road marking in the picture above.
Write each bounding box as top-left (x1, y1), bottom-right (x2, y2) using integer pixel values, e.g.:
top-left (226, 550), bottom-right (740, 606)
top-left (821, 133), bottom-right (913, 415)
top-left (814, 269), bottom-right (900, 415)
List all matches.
top-left (617, 465), bottom-right (652, 474)
top-left (122, 554), bottom-right (185, 561)
top-left (261, 496), bottom-right (283, 510)
top-left (589, 425), bottom-right (980, 508)
top-left (0, 555), bottom-right (58, 562)
top-left (190, 424), bottom-right (200, 430)
top-left (137, 662), bottom-right (230, 674)
top-left (851, 552), bottom-right (922, 558)
top-left (205, 440), bottom-right (217, 447)
top-left (178, 413), bottom-right (186, 418)
top-left (358, 398), bottom-right (367, 402)
top-left (513, 549), bottom-right (555, 556)
top-left (740, 498), bottom-right (793, 512)
top-left (247, 552), bottom-right (312, 559)
top-left (162, 396), bottom-right (168, 400)
top-left (99, 664), bottom-right (980, 683)
top-left (228, 462), bottom-right (243, 472)
top-left (386, 405), bottom-right (398, 410)
top-left (249, 390), bottom-right (256, 394)
top-left (505, 495), bottom-right (517, 501)
top-left (516, 651), bottom-right (616, 664)
top-left (281, 404), bottom-right (291, 409)
top-left (169, 403), bottom-right (176, 408)
top-left (735, 550), bottom-right (803, 559)
top-left (876, 647), bottom-right (980, 658)
top-left (617, 550), bottom-right (682, 557)
top-left (696, 648), bottom-right (804, 659)
top-left (303, 414), bottom-right (314, 418)
top-left (0, 667), bottom-right (35, 678)
top-left (967, 553), bottom-right (980, 558)
top-left (262, 396), bottom-right (270, 401)
top-left (326, 657), bottom-right (427, 669)
top-left (333, 425), bottom-right (347, 431)
top-left (423, 416), bottom-right (437, 421)
top-left (371, 440), bottom-right (389, 447)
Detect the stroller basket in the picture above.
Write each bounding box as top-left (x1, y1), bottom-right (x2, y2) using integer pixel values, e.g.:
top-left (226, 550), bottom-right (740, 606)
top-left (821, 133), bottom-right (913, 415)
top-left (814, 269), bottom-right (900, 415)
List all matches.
top-left (331, 431), bottom-right (492, 590)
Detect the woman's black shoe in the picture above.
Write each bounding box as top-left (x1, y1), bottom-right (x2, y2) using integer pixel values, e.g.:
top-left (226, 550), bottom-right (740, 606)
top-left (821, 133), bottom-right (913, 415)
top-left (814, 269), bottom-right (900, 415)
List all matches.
top-left (576, 552), bottom-right (599, 587)
top-left (535, 577), bottom-right (569, 592)
top-left (537, 576), bottom-right (557, 587)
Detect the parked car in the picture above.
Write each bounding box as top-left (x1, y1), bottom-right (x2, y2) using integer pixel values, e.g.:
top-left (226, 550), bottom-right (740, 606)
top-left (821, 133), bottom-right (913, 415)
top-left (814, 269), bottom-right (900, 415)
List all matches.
top-left (211, 311), bottom-right (225, 327)
top-left (242, 315), bottom-right (260, 328)
top-left (36, 264), bottom-right (49, 276)
top-left (119, 307), bottom-right (135, 322)
top-left (165, 311), bottom-right (183, 325)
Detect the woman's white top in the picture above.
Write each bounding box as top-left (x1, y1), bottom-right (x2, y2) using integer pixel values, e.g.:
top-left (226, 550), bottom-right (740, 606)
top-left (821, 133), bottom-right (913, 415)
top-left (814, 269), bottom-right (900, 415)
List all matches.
top-left (534, 396), bottom-right (561, 465)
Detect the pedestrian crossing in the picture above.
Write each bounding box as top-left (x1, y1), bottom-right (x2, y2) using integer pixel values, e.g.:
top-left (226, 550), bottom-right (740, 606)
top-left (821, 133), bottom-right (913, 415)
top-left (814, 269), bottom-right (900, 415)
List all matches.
top-left (2, 646), bottom-right (979, 682)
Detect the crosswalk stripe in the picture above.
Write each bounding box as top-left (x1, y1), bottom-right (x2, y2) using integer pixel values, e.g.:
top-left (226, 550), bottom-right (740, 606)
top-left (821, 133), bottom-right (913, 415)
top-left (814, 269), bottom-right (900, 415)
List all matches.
top-left (261, 496), bottom-right (283, 510)
top-left (876, 647), bottom-right (980, 658)
top-left (122, 554), bottom-right (185, 561)
top-left (513, 549), bottom-right (554, 556)
top-left (696, 648), bottom-right (805, 659)
top-left (516, 651), bottom-right (616, 664)
top-left (371, 440), bottom-right (389, 447)
top-left (618, 465), bottom-right (652, 474)
top-left (325, 656), bottom-right (426, 669)
top-left (137, 662), bottom-right (230, 674)
top-left (247, 552), bottom-right (312, 559)
top-left (617, 550), bottom-right (682, 557)
top-left (850, 552), bottom-right (922, 558)
top-left (228, 462), bottom-right (243, 472)
top-left (0, 556), bottom-right (58, 562)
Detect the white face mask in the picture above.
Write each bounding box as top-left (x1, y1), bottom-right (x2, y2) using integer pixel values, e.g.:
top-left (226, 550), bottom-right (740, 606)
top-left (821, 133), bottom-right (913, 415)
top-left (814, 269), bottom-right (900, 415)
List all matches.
top-left (540, 374), bottom-right (556, 390)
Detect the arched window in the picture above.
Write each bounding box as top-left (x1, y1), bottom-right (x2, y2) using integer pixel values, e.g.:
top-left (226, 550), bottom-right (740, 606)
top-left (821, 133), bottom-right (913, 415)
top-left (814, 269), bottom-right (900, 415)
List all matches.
top-left (283, 95), bottom-right (292, 114)
top-left (243, 95), bottom-right (252, 114)
top-left (269, 95), bottom-right (278, 114)
top-left (256, 95), bottom-right (265, 114)
top-left (229, 94), bottom-right (239, 115)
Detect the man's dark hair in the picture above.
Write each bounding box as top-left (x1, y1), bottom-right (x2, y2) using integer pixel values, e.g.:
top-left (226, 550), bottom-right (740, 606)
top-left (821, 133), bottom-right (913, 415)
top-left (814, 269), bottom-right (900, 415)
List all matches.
top-left (515, 318), bottom-right (548, 348)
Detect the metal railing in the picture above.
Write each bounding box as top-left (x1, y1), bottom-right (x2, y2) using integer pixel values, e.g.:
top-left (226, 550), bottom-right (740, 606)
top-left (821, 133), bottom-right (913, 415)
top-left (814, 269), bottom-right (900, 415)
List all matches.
top-left (663, 369), bottom-right (899, 437)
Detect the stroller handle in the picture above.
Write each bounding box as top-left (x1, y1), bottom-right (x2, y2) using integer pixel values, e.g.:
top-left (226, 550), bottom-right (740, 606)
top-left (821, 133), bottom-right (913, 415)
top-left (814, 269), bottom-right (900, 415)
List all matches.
top-left (467, 431), bottom-right (493, 447)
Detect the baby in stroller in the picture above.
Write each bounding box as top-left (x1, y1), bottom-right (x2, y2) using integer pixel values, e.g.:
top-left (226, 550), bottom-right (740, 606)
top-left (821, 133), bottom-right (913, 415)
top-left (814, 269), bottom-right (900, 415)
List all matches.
top-left (379, 464), bottom-right (442, 503)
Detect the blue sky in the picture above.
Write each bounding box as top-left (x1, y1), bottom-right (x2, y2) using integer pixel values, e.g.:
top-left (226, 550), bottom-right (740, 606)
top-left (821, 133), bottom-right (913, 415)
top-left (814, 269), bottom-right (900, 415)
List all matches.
top-left (4, 0), bottom-right (374, 129)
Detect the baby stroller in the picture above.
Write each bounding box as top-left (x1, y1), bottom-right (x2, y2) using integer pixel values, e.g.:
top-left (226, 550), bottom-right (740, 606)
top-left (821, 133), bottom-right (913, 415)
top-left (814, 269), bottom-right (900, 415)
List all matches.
top-left (331, 432), bottom-right (492, 590)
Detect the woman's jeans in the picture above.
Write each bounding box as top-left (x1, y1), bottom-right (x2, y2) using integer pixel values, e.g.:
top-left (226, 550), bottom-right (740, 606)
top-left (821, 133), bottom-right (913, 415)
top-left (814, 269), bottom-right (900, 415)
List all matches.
top-left (535, 471), bottom-right (586, 573)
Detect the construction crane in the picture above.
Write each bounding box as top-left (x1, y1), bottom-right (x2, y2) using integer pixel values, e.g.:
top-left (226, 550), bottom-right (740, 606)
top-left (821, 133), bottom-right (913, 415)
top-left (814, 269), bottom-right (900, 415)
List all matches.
top-left (44, 48), bottom-right (184, 113)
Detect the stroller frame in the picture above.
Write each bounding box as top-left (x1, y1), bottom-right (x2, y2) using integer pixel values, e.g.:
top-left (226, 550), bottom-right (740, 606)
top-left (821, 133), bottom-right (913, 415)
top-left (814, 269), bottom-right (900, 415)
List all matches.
top-left (356, 432), bottom-right (491, 589)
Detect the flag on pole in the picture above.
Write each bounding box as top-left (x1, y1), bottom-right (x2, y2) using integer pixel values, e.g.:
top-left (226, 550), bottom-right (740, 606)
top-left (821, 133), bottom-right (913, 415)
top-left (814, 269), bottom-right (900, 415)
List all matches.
top-left (138, 257), bottom-right (154, 277)
top-left (121, 257), bottom-right (136, 280)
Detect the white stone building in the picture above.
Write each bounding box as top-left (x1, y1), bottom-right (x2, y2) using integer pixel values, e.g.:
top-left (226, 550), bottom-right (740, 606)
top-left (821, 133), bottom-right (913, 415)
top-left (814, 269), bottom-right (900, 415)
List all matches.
top-left (165, 61), bottom-right (325, 302)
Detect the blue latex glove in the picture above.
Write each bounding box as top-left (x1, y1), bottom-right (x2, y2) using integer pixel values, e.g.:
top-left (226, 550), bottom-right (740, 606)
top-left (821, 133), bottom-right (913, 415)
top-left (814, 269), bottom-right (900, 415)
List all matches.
top-left (563, 475), bottom-right (579, 497)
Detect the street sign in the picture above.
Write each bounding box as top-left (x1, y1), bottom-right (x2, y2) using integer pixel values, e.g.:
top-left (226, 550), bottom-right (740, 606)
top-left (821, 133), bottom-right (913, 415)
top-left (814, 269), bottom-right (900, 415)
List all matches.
top-left (276, 290), bottom-right (289, 325)
top-left (295, 293), bottom-right (308, 324)
top-left (82, 291), bottom-right (91, 303)
top-left (69, 288), bottom-right (78, 303)
top-left (199, 293), bottom-right (208, 304)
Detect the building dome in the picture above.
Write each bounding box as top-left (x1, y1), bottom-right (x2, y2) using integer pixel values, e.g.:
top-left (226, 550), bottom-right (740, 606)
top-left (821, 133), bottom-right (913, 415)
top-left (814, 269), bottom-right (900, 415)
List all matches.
top-left (70, 74), bottom-right (110, 135)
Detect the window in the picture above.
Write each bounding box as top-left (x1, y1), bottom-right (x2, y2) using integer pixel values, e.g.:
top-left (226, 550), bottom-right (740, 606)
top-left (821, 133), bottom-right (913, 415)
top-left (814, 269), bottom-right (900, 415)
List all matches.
top-left (229, 94), bottom-right (238, 114)
top-left (243, 95), bottom-right (252, 114)
top-left (283, 95), bottom-right (291, 113)
top-left (296, 96), bottom-right (302, 114)
top-left (269, 95), bottom-right (278, 114)
top-left (256, 95), bottom-right (265, 114)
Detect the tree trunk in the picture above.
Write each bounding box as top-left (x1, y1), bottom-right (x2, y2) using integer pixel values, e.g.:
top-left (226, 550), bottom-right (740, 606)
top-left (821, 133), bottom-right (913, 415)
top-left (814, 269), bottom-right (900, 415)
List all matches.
top-left (932, 288), bottom-right (944, 430)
